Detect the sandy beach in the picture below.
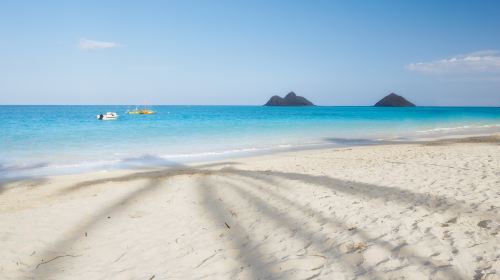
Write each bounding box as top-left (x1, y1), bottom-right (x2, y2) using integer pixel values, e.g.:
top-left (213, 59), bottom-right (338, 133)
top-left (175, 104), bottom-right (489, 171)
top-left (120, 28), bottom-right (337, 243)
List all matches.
top-left (1, 135), bottom-right (499, 280)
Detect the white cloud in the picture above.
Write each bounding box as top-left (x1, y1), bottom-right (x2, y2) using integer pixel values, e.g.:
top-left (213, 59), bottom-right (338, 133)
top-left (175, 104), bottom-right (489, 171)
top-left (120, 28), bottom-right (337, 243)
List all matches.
top-left (406, 50), bottom-right (500, 74)
top-left (78, 38), bottom-right (120, 50)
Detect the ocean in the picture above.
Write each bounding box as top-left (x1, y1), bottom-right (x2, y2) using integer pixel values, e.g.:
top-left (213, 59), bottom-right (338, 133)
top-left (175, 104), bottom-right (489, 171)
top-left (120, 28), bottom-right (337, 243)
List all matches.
top-left (1, 105), bottom-right (499, 179)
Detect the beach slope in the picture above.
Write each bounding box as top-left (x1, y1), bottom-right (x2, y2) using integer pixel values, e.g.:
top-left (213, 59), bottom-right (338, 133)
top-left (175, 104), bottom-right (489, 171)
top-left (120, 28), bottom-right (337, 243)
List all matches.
top-left (0, 136), bottom-right (499, 279)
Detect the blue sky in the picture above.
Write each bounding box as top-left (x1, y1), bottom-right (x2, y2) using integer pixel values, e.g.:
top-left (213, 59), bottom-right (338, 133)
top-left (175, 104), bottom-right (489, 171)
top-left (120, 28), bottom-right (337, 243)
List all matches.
top-left (0, 0), bottom-right (499, 106)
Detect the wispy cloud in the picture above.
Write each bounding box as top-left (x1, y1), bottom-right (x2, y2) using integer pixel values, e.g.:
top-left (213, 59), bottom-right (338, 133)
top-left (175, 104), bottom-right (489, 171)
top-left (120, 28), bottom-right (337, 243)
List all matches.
top-left (78, 38), bottom-right (120, 50)
top-left (406, 50), bottom-right (500, 74)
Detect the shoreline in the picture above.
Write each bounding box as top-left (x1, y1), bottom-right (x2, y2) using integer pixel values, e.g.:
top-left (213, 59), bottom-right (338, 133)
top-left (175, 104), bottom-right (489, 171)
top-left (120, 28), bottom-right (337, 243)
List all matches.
top-left (1, 131), bottom-right (499, 183)
top-left (0, 133), bottom-right (499, 279)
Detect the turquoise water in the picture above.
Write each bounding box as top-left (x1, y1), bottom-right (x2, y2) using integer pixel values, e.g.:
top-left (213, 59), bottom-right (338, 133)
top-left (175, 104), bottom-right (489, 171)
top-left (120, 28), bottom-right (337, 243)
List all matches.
top-left (1, 106), bottom-right (499, 178)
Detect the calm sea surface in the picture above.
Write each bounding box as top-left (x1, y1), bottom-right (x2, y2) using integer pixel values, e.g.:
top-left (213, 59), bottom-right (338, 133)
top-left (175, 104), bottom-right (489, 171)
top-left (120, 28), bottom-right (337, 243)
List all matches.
top-left (1, 105), bottom-right (499, 178)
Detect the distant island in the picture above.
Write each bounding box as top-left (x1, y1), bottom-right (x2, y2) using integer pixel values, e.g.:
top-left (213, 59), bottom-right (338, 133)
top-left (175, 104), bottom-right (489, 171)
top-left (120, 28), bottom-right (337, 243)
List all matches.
top-left (374, 93), bottom-right (415, 107)
top-left (264, 91), bottom-right (315, 106)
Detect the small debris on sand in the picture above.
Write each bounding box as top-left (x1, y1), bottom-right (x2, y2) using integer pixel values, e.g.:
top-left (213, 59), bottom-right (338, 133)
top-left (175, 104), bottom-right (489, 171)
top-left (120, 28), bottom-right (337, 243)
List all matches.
top-left (351, 242), bottom-right (368, 251)
top-left (478, 220), bottom-right (491, 229)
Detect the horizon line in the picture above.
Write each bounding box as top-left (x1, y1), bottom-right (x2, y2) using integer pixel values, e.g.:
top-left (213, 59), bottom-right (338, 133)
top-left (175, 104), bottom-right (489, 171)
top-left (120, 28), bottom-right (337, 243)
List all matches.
top-left (0, 104), bottom-right (499, 108)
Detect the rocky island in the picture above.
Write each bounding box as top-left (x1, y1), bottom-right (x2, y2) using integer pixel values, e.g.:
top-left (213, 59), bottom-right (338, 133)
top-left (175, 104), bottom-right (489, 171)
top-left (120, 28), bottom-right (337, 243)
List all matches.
top-left (374, 93), bottom-right (415, 107)
top-left (264, 91), bottom-right (314, 106)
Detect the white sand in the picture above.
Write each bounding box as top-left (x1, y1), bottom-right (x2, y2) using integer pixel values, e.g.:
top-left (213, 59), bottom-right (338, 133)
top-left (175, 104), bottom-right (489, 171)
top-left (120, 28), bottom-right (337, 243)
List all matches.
top-left (1, 136), bottom-right (499, 279)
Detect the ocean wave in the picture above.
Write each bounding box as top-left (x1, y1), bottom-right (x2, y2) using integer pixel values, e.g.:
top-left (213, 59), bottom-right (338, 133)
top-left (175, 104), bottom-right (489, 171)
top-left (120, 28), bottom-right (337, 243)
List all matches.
top-left (416, 124), bottom-right (500, 134)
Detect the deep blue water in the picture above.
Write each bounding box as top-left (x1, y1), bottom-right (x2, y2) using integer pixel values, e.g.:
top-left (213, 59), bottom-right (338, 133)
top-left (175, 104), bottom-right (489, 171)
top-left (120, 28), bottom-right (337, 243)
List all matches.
top-left (1, 105), bottom-right (499, 178)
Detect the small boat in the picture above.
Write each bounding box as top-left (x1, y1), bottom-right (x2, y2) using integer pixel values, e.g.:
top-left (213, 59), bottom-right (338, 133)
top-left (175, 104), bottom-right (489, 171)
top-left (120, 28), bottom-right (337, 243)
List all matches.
top-left (97, 112), bottom-right (118, 120)
top-left (128, 108), bottom-right (156, 115)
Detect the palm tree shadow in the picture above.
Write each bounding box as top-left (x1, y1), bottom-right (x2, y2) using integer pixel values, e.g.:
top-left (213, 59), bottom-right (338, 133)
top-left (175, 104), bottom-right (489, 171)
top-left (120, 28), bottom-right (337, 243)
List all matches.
top-left (223, 168), bottom-right (493, 220)
top-left (220, 171), bottom-right (464, 279)
top-left (33, 177), bottom-right (164, 279)
top-left (198, 177), bottom-right (279, 279)
top-left (0, 177), bottom-right (49, 195)
top-left (30, 161), bottom-right (236, 279)
top-left (53, 161), bottom-right (239, 195)
top-left (28, 161), bottom-right (479, 279)
top-left (214, 177), bottom-right (375, 278)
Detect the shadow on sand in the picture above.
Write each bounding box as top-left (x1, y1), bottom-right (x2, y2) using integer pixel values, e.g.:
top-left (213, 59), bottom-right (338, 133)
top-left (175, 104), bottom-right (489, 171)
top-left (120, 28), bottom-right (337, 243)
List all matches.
top-left (28, 160), bottom-right (482, 279)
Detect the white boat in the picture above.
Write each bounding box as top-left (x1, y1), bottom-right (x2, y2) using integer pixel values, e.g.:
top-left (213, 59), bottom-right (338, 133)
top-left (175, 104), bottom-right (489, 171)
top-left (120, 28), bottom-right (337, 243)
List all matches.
top-left (97, 112), bottom-right (118, 120)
